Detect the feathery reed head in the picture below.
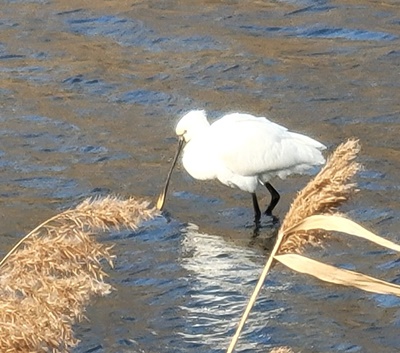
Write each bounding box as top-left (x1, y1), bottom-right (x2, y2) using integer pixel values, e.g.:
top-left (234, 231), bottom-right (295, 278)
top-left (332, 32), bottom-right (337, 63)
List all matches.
top-left (0, 195), bottom-right (158, 353)
top-left (279, 138), bottom-right (361, 253)
top-left (68, 195), bottom-right (157, 231)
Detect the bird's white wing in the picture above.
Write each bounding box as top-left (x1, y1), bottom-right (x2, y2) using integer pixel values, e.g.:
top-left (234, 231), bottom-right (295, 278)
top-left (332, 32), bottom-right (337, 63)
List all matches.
top-left (210, 113), bottom-right (325, 177)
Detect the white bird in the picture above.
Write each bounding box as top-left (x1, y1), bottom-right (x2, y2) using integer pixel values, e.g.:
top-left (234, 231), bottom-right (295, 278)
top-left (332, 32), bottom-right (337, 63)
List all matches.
top-left (157, 110), bottom-right (326, 223)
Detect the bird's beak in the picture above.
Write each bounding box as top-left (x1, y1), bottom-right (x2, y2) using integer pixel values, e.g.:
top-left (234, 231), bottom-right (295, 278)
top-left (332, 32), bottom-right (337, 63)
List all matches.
top-left (156, 136), bottom-right (185, 211)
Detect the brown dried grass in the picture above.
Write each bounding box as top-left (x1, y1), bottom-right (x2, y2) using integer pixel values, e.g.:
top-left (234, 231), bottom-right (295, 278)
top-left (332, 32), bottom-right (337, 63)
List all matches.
top-left (0, 195), bottom-right (157, 353)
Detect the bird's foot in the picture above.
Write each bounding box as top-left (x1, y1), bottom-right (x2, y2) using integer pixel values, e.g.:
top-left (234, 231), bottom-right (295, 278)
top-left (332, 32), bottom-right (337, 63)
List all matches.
top-left (264, 211), bottom-right (280, 225)
top-left (249, 220), bottom-right (279, 251)
top-left (251, 214), bottom-right (279, 233)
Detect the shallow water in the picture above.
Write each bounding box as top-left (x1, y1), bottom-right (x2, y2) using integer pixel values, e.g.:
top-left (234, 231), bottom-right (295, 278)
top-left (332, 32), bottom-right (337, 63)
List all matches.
top-left (1, 0), bottom-right (400, 352)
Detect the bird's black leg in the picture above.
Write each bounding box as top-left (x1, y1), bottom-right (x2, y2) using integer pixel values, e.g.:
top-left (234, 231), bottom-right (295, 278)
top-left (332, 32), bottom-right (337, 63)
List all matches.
top-left (264, 182), bottom-right (280, 216)
top-left (252, 193), bottom-right (261, 224)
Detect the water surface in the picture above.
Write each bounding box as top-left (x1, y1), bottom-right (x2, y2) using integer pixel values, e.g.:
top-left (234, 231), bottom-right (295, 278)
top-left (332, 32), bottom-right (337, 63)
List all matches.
top-left (1, 0), bottom-right (400, 352)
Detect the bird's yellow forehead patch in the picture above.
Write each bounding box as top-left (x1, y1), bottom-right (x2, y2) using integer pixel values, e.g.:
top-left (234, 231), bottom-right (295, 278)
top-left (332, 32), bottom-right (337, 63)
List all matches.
top-left (175, 126), bottom-right (186, 136)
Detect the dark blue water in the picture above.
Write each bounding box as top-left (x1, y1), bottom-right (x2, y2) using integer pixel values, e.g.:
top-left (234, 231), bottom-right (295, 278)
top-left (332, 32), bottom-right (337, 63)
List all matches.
top-left (1, 0), bottom-right (400, 352)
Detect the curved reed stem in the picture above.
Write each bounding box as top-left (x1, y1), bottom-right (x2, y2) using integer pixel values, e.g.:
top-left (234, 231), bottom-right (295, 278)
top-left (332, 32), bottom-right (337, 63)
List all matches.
top-left (0, 210), bottom-right (75, 268)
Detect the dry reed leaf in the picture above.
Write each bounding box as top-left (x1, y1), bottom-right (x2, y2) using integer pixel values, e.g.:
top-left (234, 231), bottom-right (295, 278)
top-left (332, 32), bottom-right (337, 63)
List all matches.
top-left (274, 214), bottom-right (400, 296)
top-left (0, 195), bottom-right (158, 353)
top-left (275, 254), bottom-right (400, 296)
top-left (283, 214), bottom-right (400, 253)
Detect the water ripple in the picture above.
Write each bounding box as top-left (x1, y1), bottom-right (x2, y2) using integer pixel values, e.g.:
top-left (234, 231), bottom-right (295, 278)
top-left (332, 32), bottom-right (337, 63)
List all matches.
top-left (179, 223), bottom-right (281, 351)
top-left (113, 89), bottom-right (173, 105)
top-left (62, 74), bottom-right (116, 96)
top-left (62, 11), bottom-right (223, 52)
top-left (66, 15), bottom-right (155, 48)
top-left (239, 24), bottom-right (397, 41)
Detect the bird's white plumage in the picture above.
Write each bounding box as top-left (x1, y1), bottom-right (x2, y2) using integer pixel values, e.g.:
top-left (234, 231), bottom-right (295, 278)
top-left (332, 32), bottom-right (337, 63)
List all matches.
top-left (176, 110), bottom-right (326, 193)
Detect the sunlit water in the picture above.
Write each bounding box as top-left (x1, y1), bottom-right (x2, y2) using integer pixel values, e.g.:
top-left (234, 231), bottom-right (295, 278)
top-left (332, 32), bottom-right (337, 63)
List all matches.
top-left (1, 0), bottom-right (400, 352)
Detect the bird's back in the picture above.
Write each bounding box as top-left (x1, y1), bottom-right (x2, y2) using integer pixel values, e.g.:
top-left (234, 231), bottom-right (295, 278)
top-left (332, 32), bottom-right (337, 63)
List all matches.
top-left (210, 113), bottom-right (326, 180)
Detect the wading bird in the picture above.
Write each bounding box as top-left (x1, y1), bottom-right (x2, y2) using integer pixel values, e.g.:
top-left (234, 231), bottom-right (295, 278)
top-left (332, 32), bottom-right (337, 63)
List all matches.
top-left (157, 110), bottom-right (326, 223)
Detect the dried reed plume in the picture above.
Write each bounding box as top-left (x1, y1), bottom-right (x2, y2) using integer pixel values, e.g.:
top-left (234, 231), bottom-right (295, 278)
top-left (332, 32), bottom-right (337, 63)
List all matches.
top-left (0, 195), bottom-right (157, 353)
top-left (279, 138), bottom-right (361, 253)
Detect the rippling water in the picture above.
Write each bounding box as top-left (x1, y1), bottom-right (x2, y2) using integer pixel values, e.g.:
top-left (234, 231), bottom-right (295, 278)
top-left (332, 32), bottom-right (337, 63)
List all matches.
top-left (1, 0), bottom-right (400, 352)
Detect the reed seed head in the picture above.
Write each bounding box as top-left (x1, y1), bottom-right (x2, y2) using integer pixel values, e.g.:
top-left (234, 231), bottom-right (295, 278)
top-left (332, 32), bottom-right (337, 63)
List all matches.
top-left (0, 195), bottom-right (158, 353)
top-left (279, 138), bottom-right (361, 254)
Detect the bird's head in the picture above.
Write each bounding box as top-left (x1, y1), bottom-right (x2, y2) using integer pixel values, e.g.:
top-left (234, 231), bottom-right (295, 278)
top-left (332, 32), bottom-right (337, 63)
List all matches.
top-left (175, 110), bottom-right (209, 142)
top-left (156, 110), bottom-right (210, 211)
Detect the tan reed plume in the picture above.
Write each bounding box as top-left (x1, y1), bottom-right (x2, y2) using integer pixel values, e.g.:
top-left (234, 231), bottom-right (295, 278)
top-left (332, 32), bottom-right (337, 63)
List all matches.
top-left (0, 195), bottom-right (158, 353)
top-left (278, 138), bottom-right (361, 253)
